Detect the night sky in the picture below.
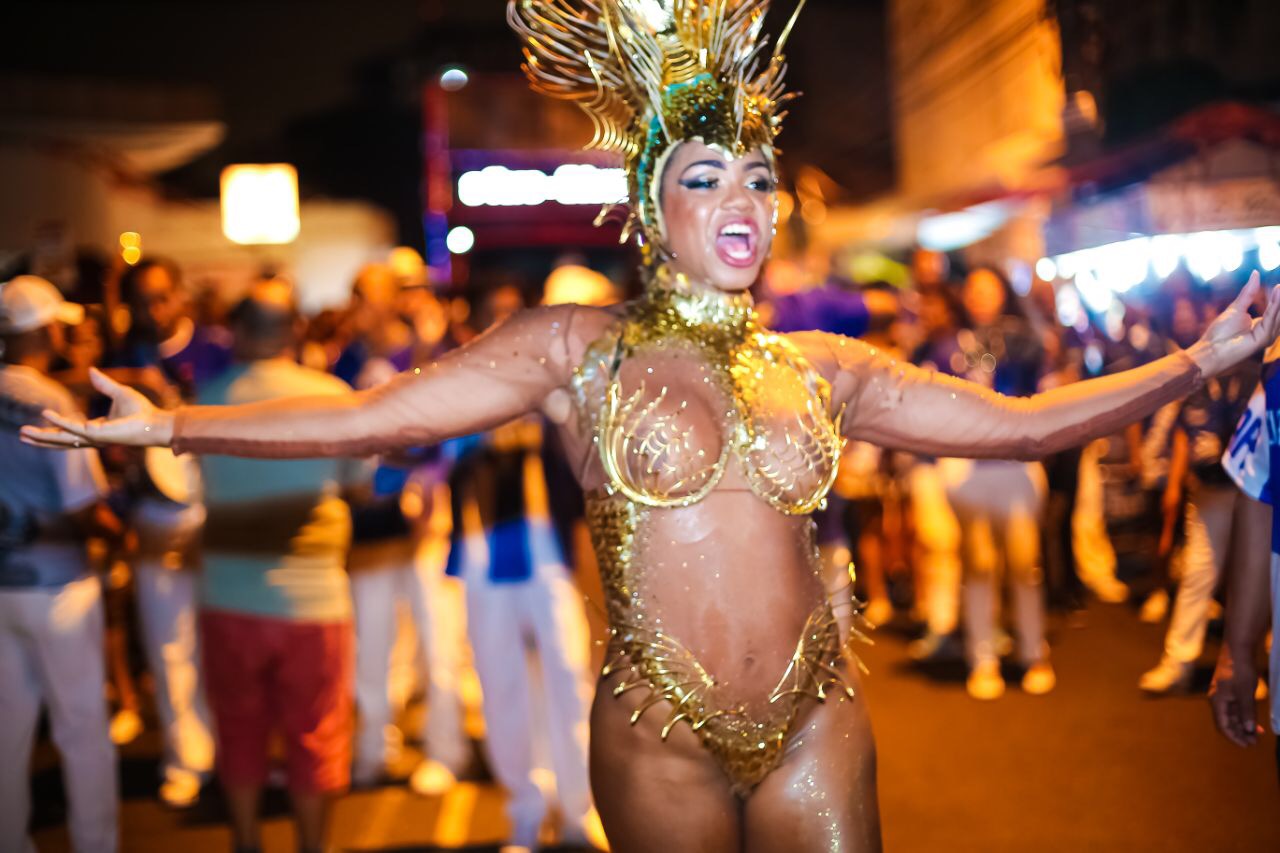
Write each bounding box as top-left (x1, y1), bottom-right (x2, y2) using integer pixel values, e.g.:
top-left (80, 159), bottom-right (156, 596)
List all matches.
top-left (4, 0), bottom-right (892, 245)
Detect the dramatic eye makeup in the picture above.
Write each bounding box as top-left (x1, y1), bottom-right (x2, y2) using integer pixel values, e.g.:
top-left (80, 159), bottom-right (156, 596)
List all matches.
top-left (676, 158), bottom-right (776, 192)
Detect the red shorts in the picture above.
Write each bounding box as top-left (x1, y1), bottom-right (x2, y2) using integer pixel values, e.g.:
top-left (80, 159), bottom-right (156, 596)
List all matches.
top-left (200, 609), bottom-right (353, 793)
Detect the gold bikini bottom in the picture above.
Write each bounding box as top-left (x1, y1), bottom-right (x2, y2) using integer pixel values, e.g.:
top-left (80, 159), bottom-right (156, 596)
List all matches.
top-left (587, 495), bottom-right (868, 796)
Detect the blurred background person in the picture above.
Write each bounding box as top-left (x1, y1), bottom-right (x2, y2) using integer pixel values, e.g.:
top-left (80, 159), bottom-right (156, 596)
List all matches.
top-left (839, 282), bottom-right (908, 627)
top-left (1, 276), bottom-right (120, 852)
top-left (109, 257), bottom-right (218, 807)
top-left (342, 263), bottom-right (469, 796)
top-left (443, 282), bottom-right (601, 852)
top-left (1140, 289), bottom-right (1265, 694)
top-left (193, 280), bottom-right (357, 853)
top-left (1032, 282), bottom-right (1090, 617)
top-left (115, 258), bottom-right (232, 399)
top-left (905, 282), bottom-right (966, 661)
top-left (942, 267), bottom-right (1055, 700)
top-left (1211, 338), bottom-right (1278, 778)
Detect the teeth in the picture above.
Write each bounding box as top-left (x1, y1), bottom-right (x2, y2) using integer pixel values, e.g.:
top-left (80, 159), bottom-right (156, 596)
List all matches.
top-left (721, 223), bottom-right (751, 236)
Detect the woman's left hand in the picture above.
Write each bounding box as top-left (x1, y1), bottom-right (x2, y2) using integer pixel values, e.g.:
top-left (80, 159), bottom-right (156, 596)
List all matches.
top-left (1186, 272), bottom-right (1280, 377)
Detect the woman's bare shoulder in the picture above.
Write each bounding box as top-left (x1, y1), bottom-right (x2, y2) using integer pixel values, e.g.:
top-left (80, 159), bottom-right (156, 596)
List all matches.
top-left (561, 301), bottom-right (630, 364)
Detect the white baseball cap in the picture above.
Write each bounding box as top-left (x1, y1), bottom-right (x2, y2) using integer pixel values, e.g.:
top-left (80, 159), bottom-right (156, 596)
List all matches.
top-left (0, 275), bottom-right (84, 334)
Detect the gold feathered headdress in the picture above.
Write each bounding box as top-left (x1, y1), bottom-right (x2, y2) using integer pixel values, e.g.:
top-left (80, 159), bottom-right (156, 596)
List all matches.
top-left (507, 0), bottom-right (806, 258)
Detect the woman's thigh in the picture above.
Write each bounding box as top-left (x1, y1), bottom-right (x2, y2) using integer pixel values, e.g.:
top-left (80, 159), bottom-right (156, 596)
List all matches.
top-left (743, 693), bottom-right (881, 853)
top-left (590, 677), bottom-right (741, 853)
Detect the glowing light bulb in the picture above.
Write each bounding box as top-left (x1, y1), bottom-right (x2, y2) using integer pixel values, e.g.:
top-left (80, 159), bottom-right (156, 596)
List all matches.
top-left (446, 226), bottom-right (475, 254)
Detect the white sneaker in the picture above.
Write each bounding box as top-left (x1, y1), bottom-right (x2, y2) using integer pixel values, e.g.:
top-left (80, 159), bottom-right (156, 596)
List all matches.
top-left (409, 758), bottom-right (457, 797)
top-left (159, 774), bottom-right (201, 808)
top-left (966, 660), bottom-right (1005, 701)
top-left (1139, 589), bottom-right (1169, 623)
top-left (1021, 662), bottom-right (1057, 696)
top-left (109, 709), bottom-right (143, 745)
top-left (1138, 656), bottom-right (1194, 694)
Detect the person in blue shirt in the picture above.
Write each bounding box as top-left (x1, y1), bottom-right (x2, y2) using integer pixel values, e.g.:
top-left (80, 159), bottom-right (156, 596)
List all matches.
top-left (1212, 337), bottom-right (1280, 781)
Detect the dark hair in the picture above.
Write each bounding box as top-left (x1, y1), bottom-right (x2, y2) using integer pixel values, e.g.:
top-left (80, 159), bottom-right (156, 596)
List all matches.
top-left (119, 257), bottom-right (183, 307)
top-left (228, 284), bottom-right (298, 348)
top-left (918, 283), bottom-right (969, 329)
top-left (963, 266), bottom-right (1025, 324)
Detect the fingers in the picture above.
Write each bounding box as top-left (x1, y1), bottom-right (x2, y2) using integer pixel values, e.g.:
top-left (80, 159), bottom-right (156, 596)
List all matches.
top-left (1265, 285), bottom-right (1280, 338)
top-left (1242, 271), bottom-right (1262, 306)
top-left (1209, 691), bottom-right (1246, 746)
top-left (1247, 285), bottom-right (1280, 349)
top-left (40, 408), bottom-right (93, 438)
top-left (88, 366), bottom-right (124, 397)
top-left (19, 425), bottom-right (94, 449)
top-left (87, 363), bottom-right (119, 394)
top-left (1209, 682), bottom-right (1260, 747)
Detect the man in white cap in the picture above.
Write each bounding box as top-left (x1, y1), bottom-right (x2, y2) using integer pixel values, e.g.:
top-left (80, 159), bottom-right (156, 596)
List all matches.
top-left (0, 276), bottom-right (121, 851)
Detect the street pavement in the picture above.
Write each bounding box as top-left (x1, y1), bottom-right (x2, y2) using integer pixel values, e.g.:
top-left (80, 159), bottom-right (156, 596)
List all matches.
top-left (29, 600), bottom-right (1280, 851)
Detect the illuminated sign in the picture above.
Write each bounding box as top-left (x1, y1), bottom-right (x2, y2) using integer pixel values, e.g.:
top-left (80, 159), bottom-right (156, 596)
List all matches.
top-left (457, 164), bottom-right (627, 208)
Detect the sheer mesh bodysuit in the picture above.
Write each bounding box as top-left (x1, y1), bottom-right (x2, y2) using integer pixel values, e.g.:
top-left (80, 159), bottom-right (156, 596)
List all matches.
top-left (570, 275), bottom-right (867, 793)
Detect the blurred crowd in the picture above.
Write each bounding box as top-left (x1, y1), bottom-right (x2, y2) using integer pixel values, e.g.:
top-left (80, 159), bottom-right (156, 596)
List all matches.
top-left (0, 243), bottom-right (1270, 852)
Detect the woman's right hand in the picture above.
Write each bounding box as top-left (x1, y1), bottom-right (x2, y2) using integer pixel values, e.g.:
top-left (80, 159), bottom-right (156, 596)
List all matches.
top-left (1185, 272), bottom-right (1280, 378)
top-left (20, 367), bottom-right (174, 449)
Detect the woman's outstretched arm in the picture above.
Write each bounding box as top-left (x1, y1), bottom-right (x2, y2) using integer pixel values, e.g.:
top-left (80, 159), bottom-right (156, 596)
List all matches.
top-left (22, 304), bottom-right (580, 458)
top-left (801, 276), bottom-right (1280, 461)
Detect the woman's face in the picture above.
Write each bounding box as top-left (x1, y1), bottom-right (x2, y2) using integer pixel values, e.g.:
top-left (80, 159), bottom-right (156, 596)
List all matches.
top-left (659, 142), bottom-right (776, 292)
top-left (134, 265), bottom-right (184, 338)
top-left (1171, 296), bottom-right (1200, 347)
top-left (962, 268), bottom-right (1007, 326)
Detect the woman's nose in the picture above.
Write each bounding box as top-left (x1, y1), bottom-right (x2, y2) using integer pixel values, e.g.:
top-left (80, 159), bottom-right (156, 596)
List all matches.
top-left (723, 184), bottom-right (752, 210)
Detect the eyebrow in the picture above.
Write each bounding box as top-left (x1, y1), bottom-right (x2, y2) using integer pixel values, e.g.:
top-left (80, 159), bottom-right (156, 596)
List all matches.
top-left (679, 159), bottom-right (773, 178)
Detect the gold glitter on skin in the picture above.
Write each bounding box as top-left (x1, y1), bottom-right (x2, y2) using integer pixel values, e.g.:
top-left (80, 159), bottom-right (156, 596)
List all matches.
top-left (585, 492), bottom-right (868, 796)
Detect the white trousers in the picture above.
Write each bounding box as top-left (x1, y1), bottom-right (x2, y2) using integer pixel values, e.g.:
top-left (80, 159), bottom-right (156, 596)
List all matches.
top-left (0, 577), bottom-right (117, 853)
top-left (132, 500), bottom-right (215, 789)
top-left (464, 563), bottom-right (593, 846)
top-left (910, 462), bottom-right (962, 636)
top-left (943, 459), bottom-right (1048, 666)
top-left (1072, 440), bottom-right (1121, 590)
top-left (1164, 483), bottom-right (1256, 663)
top-left (351, 539), bottom-right (469, 774)
top-left (133, 560), bottom-right (215, 787)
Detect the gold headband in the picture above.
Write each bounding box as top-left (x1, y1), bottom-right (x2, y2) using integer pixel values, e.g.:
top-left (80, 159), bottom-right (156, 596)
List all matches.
top-left (508, 0), bottom-right (805, 261)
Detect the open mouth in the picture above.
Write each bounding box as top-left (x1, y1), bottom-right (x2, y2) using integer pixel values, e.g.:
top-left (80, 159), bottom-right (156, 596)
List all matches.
top-left (714, 221), bottom-right (759, 268)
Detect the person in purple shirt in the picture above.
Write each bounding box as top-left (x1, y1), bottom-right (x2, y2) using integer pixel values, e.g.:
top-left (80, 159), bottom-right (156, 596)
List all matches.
top-left (767, 274), bottom-right (870, 339)
top-left (116, 259), bottom-right (232, 400)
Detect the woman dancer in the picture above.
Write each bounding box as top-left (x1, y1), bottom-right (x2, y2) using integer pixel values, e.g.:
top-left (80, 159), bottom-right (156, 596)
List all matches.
top-left (23, 2), bottom-right (1280, 850)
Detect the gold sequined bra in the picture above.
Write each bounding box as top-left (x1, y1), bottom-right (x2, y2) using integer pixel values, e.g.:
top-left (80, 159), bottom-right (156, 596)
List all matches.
top-left (573, 269), bottom-right (845, 514)
top-left (573, 271), bottom-right (866, 795)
